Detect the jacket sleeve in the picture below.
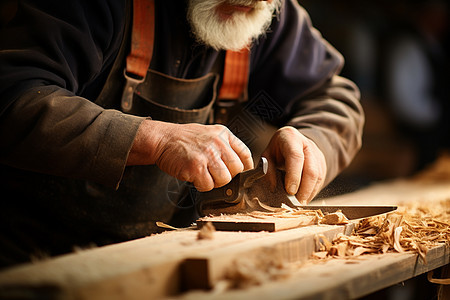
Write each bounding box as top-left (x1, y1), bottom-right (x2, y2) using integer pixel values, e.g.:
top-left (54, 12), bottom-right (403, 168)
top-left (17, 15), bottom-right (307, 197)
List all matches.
top-left (249, 0), bottom-right (364, 186)
top-left (0, 0), bottom-right (144, 188)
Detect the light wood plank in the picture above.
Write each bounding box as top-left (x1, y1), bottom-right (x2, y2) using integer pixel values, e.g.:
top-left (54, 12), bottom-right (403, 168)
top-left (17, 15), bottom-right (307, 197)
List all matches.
top-left (178, 244), bottom-right (450, 300)
top-left (0, 224), bottom-right (353, 299)
top-left (0, 230), bottom-right (270, 299)
top-left (196, 214), bottom-right (319, 232)
top-left (182, 224), bottom-right (354, 289)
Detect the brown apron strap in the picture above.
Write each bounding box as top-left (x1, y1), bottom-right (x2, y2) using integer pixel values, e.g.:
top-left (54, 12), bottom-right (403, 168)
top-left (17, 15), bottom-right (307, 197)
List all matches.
top-left (121, 0), bottom-right (249, 112)
top-left (218, 48), bottom-right (250, 101)
top-left (121, 0), bottom-right (155, 112)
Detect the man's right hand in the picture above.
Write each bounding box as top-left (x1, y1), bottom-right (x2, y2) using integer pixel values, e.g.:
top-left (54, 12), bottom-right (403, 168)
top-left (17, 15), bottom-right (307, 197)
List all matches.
top-left (127, 119), bottom-right (254, 191)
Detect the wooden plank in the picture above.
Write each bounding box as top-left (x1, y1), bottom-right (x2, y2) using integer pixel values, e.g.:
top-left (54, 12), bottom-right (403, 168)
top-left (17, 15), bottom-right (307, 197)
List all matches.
top-left (0, 224), bottom-right (353, 299)
top-left (181, 223), bottom-right (354, 290)
top-left (313, 178), bottom-right (450, 207)
top-left (179, 244), bottom-right (450, 300)
top-left (0, 230), bottom-right (270, 299)
top-left (197, 214), bottom-right (318, 232)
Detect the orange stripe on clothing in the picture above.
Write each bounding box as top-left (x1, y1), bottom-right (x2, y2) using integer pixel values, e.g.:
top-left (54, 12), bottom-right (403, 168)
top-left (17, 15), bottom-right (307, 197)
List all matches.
top-left (126, 0), bottom-right (155, 78)
top-left (219, 48), bottom-right (250, 100)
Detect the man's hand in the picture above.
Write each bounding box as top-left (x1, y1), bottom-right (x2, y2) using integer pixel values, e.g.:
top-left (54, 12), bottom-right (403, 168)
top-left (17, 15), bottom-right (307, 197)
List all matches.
top-left (261, 126), bottom-right (327, 205)
top-left (127, 119), bottom-right (254, 191)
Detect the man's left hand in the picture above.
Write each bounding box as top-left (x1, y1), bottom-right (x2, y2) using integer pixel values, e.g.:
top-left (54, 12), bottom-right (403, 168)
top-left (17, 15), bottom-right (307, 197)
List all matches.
top-left (261, 126), bottom-right (327, 205)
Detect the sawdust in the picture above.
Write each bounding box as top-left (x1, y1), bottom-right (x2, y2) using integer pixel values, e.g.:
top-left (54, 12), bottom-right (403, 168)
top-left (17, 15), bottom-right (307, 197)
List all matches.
top-left (313, 199), bottom-right (450, 262)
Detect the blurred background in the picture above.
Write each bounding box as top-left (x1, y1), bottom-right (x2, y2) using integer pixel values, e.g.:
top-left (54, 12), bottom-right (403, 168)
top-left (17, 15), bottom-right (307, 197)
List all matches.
top-left (301, 0), bottom-right (450, 196)
top-left (301, 2), bottom-right (450, 299)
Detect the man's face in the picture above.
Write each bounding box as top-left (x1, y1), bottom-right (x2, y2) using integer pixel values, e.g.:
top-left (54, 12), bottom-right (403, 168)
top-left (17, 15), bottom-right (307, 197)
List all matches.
top-left (187, 0), bottom-right (282, 51)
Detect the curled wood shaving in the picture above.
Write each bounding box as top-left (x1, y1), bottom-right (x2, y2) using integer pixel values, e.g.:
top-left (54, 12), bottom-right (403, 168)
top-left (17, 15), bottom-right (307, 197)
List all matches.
top-left (320, 210), bottom-right (349, 225)
top-left (155, 222), bottom-right (179, 230)
top-left (393, 226), bottom-right (404, 253)
top-left (313, 200), bottom-right (450, 262)
top-left (316, 234), bottom-right (333, 252)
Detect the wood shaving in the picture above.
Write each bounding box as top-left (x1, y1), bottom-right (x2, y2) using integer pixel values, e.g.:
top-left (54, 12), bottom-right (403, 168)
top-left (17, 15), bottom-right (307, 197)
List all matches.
top-left (155, 222), bottom-right (179, 230)
top-left (313, 200), bottom-right (450, 262)
top-left (197, 222), bottom-right (216, 240)
top-left (198, 206), bottom-right (346, 226)
top-left (320, 210), bottom-right (349, 225)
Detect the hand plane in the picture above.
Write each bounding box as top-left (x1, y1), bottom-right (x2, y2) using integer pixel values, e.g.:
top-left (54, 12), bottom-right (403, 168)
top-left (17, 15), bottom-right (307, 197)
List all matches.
top-left (194, 157), bottom-right (397, 218)
top-left (195, 157), bottom-right (269, 215)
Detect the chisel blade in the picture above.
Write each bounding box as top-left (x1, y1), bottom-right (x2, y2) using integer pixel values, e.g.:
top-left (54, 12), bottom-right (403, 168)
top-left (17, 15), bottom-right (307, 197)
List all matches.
top-left (297, 205), bottom-right (397, 220)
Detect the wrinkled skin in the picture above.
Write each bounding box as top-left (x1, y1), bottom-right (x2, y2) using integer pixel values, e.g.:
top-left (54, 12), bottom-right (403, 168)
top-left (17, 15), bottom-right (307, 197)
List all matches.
top-left (261, 126), bottom-right (327, 204)
top-left (127, 120), bottom-right (254, 191)
top-left (128, 121), bottom-right (326, 204)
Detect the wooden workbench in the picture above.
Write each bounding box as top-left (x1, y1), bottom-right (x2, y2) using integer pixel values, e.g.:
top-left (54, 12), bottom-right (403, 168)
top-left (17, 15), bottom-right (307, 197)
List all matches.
top-left (0, 165), bottom-right (449, 299)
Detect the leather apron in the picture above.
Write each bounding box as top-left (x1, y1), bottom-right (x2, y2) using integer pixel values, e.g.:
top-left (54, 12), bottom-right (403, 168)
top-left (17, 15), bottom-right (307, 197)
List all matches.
top-left (82, 0), bottom-right (227, 237)
top-left (87, 69), bottom-right (220, 237)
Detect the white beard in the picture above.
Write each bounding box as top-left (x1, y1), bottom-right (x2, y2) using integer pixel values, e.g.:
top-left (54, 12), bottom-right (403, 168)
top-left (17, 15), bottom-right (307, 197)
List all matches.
top-left (187, 0), bottom-right (282, 51)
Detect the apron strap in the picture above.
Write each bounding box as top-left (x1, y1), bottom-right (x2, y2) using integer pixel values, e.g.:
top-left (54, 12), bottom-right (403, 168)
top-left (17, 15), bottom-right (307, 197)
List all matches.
top-left (121, 0), bottom-right (250, 111)
top-left (122, 0), bottom-right (155, 112)
top-left (218, 48), bottom-right (250, 101)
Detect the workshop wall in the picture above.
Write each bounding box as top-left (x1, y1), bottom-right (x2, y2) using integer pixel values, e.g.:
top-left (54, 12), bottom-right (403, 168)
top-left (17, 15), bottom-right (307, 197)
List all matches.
top-left (301, 0), bottom-right (450, 186)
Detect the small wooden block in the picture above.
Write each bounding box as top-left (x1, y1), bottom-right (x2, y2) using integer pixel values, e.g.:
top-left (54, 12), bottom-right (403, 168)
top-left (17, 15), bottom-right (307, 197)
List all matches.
top-left (197, 215), bottom-right (318, 232)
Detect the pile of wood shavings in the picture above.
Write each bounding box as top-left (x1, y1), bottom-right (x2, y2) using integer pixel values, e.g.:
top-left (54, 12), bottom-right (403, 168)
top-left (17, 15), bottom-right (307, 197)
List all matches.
top-left (313, 200), bottom-right (450, 262)
top-left (199, 206), bottom-right (349, 226)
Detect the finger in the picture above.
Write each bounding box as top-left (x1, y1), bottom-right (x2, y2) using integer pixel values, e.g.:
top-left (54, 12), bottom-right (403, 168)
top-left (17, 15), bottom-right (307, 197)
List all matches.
top-left (295, 148), bottom-right (321, 204)
top-left (310, 156), bottom-right (327, 200)
top-left (302, 143), bottom-right (327, 204)
top-left (298, 175), bottom-right (320, 205)
top-left (221, 149), bottom-right (244, 178)
top-left (309, 177), bottom-right (323, 203)
top-left (191, 166), bottom-right (215, 192)
top-left (208, 159), bottom-right (232, 188)
top-left (283, 147), bottom-right (304, 196)
top-left (228, 133), bottom-right (254, 171)
top-left (308, 156), bottom-right (327, 202)
top-left (295, 173), bottom-right (316, 205)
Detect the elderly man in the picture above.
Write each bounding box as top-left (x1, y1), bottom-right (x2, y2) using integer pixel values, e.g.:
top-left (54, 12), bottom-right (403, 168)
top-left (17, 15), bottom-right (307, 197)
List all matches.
top-left (0, 0), bottom-right (364, 268)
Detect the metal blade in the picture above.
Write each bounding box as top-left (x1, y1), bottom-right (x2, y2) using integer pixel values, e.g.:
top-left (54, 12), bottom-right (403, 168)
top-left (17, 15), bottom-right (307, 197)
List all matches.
top-left (297, 205), bottom-right (397, 220)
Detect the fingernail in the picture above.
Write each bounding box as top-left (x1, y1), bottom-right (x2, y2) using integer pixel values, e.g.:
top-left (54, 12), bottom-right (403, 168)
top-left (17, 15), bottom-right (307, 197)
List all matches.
top-left (288, 184), bottom-right (297, 195)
